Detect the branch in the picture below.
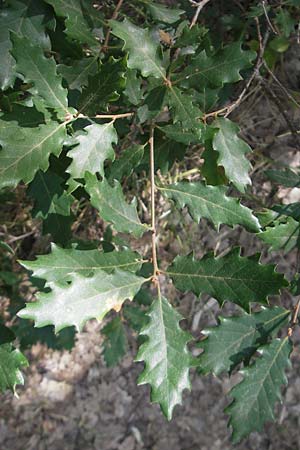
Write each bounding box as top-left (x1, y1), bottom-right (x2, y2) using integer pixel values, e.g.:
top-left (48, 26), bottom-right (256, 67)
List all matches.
top-left (149, 125), bottom-right (159, 282)
top-left (102, 0), bottom-right (124, 52)
top-left (288, 297), bottom-right (300, 337)
top-left (76, 112), bottom-right (134, 120)
top-left (189, 0), bottom-right (211, 29)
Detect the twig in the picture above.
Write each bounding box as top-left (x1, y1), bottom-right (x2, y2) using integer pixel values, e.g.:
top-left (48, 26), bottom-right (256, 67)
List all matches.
top-left (259, 76), bottom-right (300, 145)
top-left (288, 298), bottom-right (300, 337)
top-left (102, 0), bottom-right (124, 52)
top-left (224, 20), bottom-right (269, 117)
top-left (263, 61), bottom-right (300, 109)
top-left (76, 112), bottom-right (134, 120)
top-left (149, 125), bottom-right (159, 281)
top-left (261, 0), bottom-right (278, 34)
top-left (189, 0), bottom-right (211, 29)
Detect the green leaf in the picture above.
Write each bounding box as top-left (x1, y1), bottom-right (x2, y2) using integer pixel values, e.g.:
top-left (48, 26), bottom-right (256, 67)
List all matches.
top-left (136, 296), bottom-right (193, 420)
top-left (18, 269), bottom-right (146, 332)
top-left (179, 42), bottom-right (255, 90)
top-left (110, 18), bottom-right (166, 79)
top-left (212, 118), bottom-right (252, 192)
top-left (28, 170), bottom-right (72, 219)
top-left (102, 316), bottom-right (128, 367)
top-left (123, 69), bottom-right (144, 105)
top-left (0, 0), bottom-right (52, 90)
top-left (159, 182), bottom-right (260, 232)
top-left (0, 240), bottom-right (14, 254)
top-left (273, 203), bottom-right (300, 221)
top-left (67, 122), bottom-right (117, 179)
top-left (166, 248), bottom-right (287, 311)
top-left (198, 307), bottom-right (290, 375)
top-left (147, 3), bottom-right (184, 23)
top-left (226, 337), bottom-right (292, 443)
top-left (167, 87), bottom-right (204, 136)
top-left (11, 33), bottom-right (69, 116)
top-left (258, 217), bottom-right (300, 253)
top-left (44, 0), bottom-right (98, 46)
top-left (158, 124), bottom-right (200, 145)
top-left (85, 173), bottom-right (149, 238)
top-left (265, 168), bottom-right (300, 187)
top-left (0, 119), bottom-right (66, 189)
top-left (108, 145), bottom-right (145, 182)
top-left (78, 57), bottom-right (126, 115)
top-left (58, 57), bottom-right (99, 91)
top-left (20, 244), bottom-right (142, 283)
top-left (0, 343), bottom-right (28, 394)
top-left (202, 139), bottom-right (228, 186)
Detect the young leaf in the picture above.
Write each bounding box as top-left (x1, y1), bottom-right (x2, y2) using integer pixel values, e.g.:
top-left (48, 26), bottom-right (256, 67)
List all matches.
top-left (43, 0), bottom-right (98, 46)
top-left (67, 122), bottom-right (117, 179)
top-left (226, 337), bottom-right (292, 443)
top-left (136, 296), bottom-right (193, 420)
top-left (159, 182), bottom-right (260, 232)
top-left (166, 249), bottom-right (287, 311)
top-left (20, 244), bottom-right (142, 283)
top-left (198, 307), bottom-right (290, 375)
top-left (110, 18), bottom-right (166, 79)
top-left (108, 145), bottom-right (145, 182)
top-left (11, 33), bottom-right (69, 116)
top-left (85, 173), bottom-right (149, 238)
top-left (102, 316), bottom-right (128, 367)
top-left (179, 42), bottom-right (255, 89)
top-left (0, 343), bottom-right (28, 394)
top-left (78, 57), bottom-right (126, 115)
top-left (0, 119), bottom-right (66, 189)
top-left (212, 118), bottom-right (252, 192)
top-left (258, 217), bottom-right (300, 253)
top-left (18, 269), bottom-right (146, 332)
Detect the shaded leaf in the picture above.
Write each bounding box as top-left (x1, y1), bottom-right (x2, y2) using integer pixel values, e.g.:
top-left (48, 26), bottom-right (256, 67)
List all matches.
top-left (226, 337), bottom-right (292, 443)
top-left (11, 33), bottom-right (69, 116)
top-left (58, 57), bottom-right (98, 91)
top-left (28, 170), bottom-right (72, 219)
top-left (78, 57), bottom-right (126, 115)
top-left (166, 248), bottom-right (287, 311)
top-left (258, 217), bottom-right (300, 253)
top-left (108, 145), bottom-right (145, 182)
top-left (123, 69), bottom-right (144, 105)
top-left (198, 307), bottom-right (290, 375)
top-left (265, 168), bottom-right (300, 187)
top-left (0, 0), bottom-right (52, 90)
top-left (147, 3), bottom-right (184, 23)
top-left (179, 42), bottom-right (255, 90)
top-left (102, 316), bottom-right (128, 367)
top-left (44, 0), bottom-right (98, 46)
